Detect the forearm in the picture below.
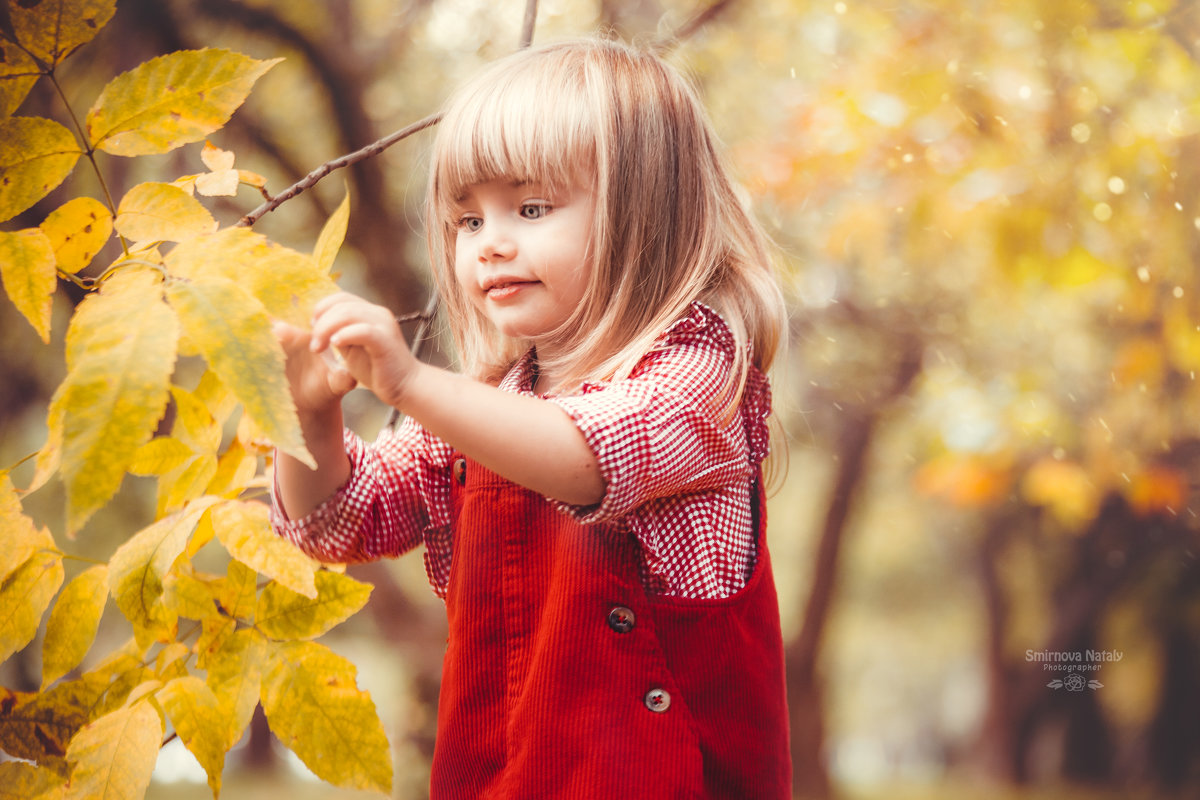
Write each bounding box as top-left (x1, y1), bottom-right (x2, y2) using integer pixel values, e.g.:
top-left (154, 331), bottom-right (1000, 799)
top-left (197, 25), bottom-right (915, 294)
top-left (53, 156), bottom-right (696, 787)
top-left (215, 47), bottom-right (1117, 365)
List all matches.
top-left (399, 362), bottom-right (604, 506)
top-left (274, 403), bottom-right (352, 519)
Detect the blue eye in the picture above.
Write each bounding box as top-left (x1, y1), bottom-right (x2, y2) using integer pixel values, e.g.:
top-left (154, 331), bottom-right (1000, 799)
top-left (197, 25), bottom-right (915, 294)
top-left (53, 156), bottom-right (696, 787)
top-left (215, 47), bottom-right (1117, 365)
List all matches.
top-left (520, 203), bottom-right (549, 220)
top-left (458, 216), bottom-right (483, 232)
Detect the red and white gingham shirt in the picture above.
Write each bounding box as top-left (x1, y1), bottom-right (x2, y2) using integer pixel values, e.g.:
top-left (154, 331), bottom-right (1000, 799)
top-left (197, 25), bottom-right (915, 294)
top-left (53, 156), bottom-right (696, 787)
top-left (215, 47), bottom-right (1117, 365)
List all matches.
top-left (271, 302), bottom-right (772, 599)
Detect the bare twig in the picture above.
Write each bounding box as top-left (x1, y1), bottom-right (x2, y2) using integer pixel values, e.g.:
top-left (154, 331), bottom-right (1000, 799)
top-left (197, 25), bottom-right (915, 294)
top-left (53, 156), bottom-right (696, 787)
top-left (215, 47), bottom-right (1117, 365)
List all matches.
top-left (239, 112), bottom-right (442, 226)
top-left (520, 0), bottom-right (539, 49)
top-left (653, 0), bottom-right (738, 50)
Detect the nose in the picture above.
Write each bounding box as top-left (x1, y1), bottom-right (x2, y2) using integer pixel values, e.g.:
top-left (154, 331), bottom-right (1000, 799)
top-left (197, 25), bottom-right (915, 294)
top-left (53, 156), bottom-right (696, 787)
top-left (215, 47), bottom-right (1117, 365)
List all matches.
top-left (478, 219), bottom-right (516, 262)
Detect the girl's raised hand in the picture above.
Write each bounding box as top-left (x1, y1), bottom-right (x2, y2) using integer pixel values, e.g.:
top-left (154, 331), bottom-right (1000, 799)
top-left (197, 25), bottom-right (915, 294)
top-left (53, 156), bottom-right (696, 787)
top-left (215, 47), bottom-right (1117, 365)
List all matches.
top-left (273, 319), bottom-right (358, 415)
top-left (308, 292), bottom-right (419, 409)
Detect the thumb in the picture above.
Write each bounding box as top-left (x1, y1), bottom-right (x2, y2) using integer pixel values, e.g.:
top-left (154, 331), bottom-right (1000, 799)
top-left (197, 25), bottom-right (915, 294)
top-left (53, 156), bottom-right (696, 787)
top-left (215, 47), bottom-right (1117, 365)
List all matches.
top-left (326, 365), bottom-right (358, 396)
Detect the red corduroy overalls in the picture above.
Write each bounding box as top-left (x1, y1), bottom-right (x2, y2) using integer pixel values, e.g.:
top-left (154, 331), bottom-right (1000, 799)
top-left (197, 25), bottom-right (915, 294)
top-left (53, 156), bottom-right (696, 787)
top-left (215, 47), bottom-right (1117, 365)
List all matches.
top-left (430, 455), bottom-right (792, 799)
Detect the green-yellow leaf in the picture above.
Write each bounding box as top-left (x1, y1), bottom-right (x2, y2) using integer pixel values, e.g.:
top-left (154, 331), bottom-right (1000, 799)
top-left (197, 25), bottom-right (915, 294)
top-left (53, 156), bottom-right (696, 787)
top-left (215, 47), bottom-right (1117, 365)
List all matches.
top-left (0, 549), bottom-right (65, 664)
top-left (313, 187), bottom-right (350, 274)
top-left (257, 570), bottom-right (371, 641)
top-left (10, 0), bottom-right (117, 67)
top-left (261, 641), bottom-right (392, 794)
top-left (166, 226), bottom-right (338, 325)
top-left (0, 41), bottom-right (41, 118)
top-left (107, 497), bottom-right (218, 642)
top-left (40, 196), bottom-right (113, 274)
top-left (205, 629), bottom-right (267, 749)
top-left (86, 49), bottom-right (282, 157)
top-left (157, 677), bottom-right (227, 797)
top-left (63, 702), bottom-right (161, 800)
top-left (114, 182), bottom-right (217, 243)
top-left (0, 227), bottom-right (56, 342)
top-left (41, 565), bottom-right (109, 689)
top-left (0, 760), bottom-right (65, 799)
top-left (48, 269), bottom-right (178, 532)
top-left (0, 472), bottom-right (56, 582)
top-left (166, 276), bottom-right (314, 468)
top-left (213, 500), bottom-right (317, 598)
top-left (0, 117), bottom-right (81, 223)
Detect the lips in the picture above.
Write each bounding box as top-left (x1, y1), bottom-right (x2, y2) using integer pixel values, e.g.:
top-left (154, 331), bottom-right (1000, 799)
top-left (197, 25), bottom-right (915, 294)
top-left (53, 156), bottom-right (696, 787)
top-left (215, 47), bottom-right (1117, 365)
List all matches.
top-left (483, 276), bottom-right (536, 300)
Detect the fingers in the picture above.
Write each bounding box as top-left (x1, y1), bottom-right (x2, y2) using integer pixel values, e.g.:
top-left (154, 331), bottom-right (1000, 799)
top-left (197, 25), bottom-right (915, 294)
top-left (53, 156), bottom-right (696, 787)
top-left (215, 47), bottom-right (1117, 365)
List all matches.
top-left (309, 294), bottom-right (390, 353)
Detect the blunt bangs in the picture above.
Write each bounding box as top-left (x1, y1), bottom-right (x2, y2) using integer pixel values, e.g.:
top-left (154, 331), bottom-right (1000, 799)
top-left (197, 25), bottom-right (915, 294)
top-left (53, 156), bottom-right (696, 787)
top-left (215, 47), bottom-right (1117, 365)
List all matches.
top-left (430, 51), bottom-right (599, 223)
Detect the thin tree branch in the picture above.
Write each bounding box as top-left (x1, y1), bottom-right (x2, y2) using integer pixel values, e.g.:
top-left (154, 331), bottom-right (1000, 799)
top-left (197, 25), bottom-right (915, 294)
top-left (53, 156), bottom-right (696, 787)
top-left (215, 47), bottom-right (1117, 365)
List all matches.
top-left (238, 112), bottom-right (443, 227)
top-left (520, 0), bottom-right (539, 49)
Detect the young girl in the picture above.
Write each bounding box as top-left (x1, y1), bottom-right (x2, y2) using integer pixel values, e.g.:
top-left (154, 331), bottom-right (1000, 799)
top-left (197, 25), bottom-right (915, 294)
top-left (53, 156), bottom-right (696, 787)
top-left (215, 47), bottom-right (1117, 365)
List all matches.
top-left (272, 38), bottom-right (791, 799)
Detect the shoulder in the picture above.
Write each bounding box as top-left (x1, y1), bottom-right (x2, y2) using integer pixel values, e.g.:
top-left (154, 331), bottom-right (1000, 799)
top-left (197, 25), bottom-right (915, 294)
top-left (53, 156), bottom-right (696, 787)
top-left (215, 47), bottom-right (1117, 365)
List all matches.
top-left (655, 301), bottom-right (736, 351)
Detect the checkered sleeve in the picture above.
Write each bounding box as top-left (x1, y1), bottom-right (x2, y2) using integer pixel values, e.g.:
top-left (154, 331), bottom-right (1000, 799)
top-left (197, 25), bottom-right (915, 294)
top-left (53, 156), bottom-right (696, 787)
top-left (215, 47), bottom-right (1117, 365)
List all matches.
top-left (548, 304), bottom-right (757, 525)
top-left (270, 416), bottom-right (455, 583)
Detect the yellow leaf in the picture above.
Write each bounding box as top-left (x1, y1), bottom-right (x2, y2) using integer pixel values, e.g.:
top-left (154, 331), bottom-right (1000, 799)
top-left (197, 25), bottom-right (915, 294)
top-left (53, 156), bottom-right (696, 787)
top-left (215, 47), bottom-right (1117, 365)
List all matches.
top-left (194, 368), bottom-right (239, 427)
top-left (257, 570), bottom-right (371, 641)
top-left (154, 642), bottom-right (191, 682)
top-left (213, 500), bottom-right (317, 598)
top-left (48, 269), bottom-right (178, 532)
top-left (114, 182), bottom-right (217, 243)
top-left (0, 41), bottom-right (40, 118)
top-left (169, 384), bottom-right (223, 452)
top-left (313, 188), bottom-right (350, 274)
top-left (166, 276), bottom-right (314, 468)
top-left (186, 509), bottom-right (216, 558)
top-left (195, 141), bottom-right (239, 197)
top-left (128, 436), bottom-right (196, 477)
top-left (0, 472), bottom-right (56, 581)
top-left (40, 196), bottom-right (113, 275)
top-left (107, 497), bottom-right (218, 644)
top-left (261, 641), bottom-right (393, 794)
top-left (161, 564), bottom-right (221, 621)
top-left (218, 558), bottom-right (258, 621)
top-left (237, 169), bottom-right (267, 189)
top-left (199, 140), bottom-right (234, 172)
top-left (0, 227), bottom-right (56, 342)
top-left (195, 168), bottom-right (239, 197)
top-left (0, 549), bottom-right (65, 664)
top-left (206, 438), bottom-right (259, 497)
top-left (157, 453), bottom-right (218, 517)
top-left (0, 117), bottom-right (81, 223)
top-left (41, 565), bottom-right (109, 689)
top-left (195, 615), bottom-right (236, 671)
top-left (0, 760), bottom-right (66, 799)
top-left (63, 702), bottom-right (162, 800)
top-left (166, 227), bottom-right (338, 325)
top-left (157, 677), bottom-right (227, 796)
top-left (82, 641), bottom-right (154, 719)
top-left (9, 0), bottom-right (116, 67)
top-left (205, 629), bottom-right (267, 748)
top-left (86, 49), bottom-right (282, 157)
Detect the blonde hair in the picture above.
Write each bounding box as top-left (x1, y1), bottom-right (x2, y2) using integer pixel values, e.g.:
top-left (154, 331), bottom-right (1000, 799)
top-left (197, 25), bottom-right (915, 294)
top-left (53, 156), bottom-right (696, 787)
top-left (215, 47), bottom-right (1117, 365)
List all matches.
top-left (427, 38), bottom-right (786, 404)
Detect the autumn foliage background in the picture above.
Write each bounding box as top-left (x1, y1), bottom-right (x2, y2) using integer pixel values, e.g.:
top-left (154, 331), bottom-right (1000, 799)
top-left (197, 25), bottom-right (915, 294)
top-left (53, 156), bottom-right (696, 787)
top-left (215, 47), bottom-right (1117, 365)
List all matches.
top-left (2, 0), bottom-right (1200, 799)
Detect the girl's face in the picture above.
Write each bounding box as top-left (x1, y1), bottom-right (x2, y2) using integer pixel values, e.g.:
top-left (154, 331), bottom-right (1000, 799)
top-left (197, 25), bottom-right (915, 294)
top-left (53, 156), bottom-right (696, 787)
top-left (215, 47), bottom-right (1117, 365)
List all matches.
top-left (452, 177), bottom-right (595, 360)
